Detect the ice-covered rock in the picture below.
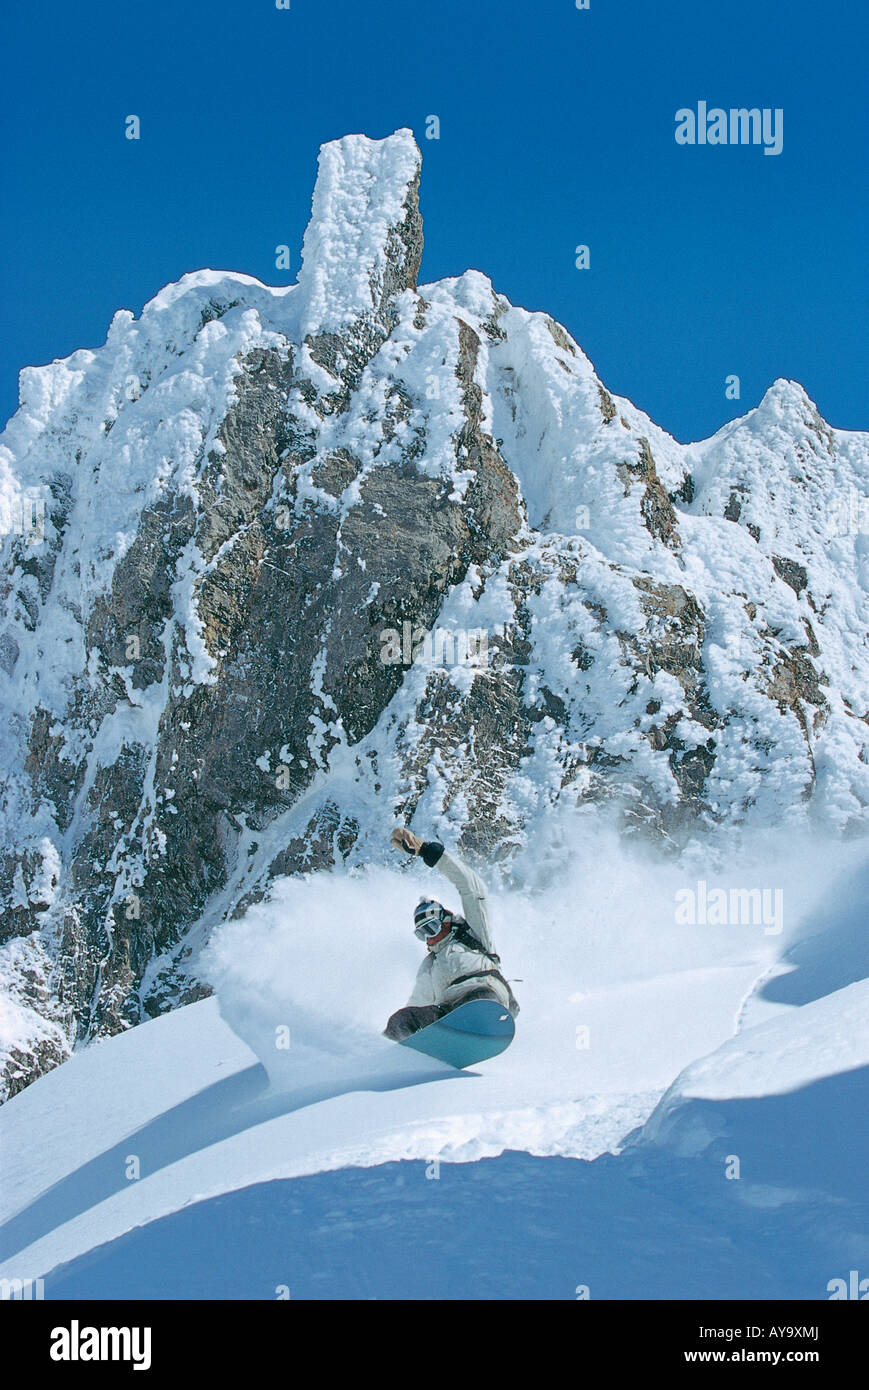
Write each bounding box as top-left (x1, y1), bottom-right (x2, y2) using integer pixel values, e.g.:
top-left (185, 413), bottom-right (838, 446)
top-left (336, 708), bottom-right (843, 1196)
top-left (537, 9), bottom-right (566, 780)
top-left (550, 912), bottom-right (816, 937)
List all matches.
top-left (0, 129), bottom-right (867, 1098)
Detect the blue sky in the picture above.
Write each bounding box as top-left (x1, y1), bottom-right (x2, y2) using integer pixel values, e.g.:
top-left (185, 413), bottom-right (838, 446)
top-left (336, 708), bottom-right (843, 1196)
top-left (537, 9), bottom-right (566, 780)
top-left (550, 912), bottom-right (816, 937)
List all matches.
top-left (1, 0), bottom-right (866, 441)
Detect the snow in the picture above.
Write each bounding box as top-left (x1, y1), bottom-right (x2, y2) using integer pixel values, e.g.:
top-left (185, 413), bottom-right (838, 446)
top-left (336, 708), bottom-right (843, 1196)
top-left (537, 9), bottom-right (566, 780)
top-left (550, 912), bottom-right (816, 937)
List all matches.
top-left (0, 126), bottom-right (867, 1298)
top-left (297, 129), bottom-right (420, 340)
top-left (1, 826), bottom-right (866, 1296)
top-left (0, 934), bottom-right (68, 1092)
top-left (646, 977), bottom-right (869, 1125)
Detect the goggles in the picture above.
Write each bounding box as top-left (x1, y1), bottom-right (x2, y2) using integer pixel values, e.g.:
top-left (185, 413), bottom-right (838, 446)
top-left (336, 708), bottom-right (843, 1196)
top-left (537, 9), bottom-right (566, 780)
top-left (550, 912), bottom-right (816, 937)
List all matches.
top-left (414, 905), bottom-right (445, 940)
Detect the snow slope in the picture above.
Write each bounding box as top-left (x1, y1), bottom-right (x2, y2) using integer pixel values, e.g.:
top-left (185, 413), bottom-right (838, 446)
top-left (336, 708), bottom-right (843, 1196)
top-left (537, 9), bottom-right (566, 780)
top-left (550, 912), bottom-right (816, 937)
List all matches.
top-left (1, 829), bottom-right (865, 1298)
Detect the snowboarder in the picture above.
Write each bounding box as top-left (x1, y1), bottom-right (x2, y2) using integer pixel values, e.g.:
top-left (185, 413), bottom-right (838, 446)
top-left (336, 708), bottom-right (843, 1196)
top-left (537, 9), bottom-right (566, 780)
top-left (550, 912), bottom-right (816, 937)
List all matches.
top-left (384, 828), bottom-right (520, 1041)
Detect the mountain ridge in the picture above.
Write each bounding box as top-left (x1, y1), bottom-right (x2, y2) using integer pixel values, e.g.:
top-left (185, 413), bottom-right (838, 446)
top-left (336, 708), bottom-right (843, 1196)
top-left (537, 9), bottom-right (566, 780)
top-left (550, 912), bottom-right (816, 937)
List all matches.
top-left (0, 128), bottom-right (866, 1101)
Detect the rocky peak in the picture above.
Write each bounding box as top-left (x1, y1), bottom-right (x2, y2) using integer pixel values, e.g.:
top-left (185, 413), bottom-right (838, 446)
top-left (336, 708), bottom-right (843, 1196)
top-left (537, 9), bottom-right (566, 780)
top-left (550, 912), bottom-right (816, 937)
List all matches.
top-left (296, 129), bottom-right (423, 405)
top-left (0, 130), bottom-right (866, 1102)
top-left (756, 377), bottom-right (812, 417)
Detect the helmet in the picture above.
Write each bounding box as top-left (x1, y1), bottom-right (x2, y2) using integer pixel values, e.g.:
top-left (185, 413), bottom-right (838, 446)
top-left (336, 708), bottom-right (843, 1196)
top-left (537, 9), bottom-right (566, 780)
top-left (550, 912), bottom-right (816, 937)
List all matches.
top-left (414, 897), bottom-right (448, 942)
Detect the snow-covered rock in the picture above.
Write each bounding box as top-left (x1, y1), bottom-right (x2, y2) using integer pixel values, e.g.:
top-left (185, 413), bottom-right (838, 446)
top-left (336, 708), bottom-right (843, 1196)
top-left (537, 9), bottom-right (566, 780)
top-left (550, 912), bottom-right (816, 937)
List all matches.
top-left (0, 128), bottom-right (867, 1098)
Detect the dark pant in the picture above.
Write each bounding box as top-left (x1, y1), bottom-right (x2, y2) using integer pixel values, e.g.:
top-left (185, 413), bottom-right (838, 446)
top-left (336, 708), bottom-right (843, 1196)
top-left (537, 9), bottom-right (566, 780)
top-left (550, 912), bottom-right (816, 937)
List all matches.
top-left (384, 986), bottom-right (508, 1041)
top-left (383, 1004), bottom-right (445, 1041)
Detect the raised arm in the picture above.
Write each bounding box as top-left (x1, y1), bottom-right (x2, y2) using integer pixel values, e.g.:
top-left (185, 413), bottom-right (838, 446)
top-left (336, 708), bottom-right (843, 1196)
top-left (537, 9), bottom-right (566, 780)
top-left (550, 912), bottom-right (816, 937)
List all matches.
top-left (388, 827), bottom-right (496, 952)
top-left (422, 842), bottom-right (495, 952)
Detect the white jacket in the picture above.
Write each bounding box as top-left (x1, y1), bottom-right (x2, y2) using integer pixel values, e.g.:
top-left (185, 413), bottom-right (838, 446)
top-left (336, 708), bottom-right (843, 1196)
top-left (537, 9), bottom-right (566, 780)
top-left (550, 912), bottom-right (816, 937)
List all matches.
top-left (406, 847), bottom-right (516, 1014)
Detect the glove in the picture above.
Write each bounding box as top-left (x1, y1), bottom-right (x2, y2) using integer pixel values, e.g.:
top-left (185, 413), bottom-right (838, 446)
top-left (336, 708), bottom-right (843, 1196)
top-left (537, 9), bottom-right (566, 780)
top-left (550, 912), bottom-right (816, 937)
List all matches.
top-left (390, 827), bottom-right (423, 856)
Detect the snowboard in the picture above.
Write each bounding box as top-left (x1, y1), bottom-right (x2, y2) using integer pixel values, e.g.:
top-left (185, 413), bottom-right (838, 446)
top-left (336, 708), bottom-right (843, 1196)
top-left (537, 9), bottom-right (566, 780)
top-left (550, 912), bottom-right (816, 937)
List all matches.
top-left (398, 998), bottom-right (515, 1068)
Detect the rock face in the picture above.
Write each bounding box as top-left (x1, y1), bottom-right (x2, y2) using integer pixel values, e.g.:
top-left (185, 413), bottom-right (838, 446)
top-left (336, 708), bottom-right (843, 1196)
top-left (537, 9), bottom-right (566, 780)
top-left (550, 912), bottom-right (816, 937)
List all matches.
top-left (1, 128), bottom-right (867, 1098)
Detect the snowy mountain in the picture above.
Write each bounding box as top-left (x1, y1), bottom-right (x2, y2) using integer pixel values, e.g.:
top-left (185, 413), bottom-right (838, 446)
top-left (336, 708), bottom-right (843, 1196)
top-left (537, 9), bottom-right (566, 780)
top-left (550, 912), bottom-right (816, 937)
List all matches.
top-left (1, 127), bottom-right (867, 1104)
